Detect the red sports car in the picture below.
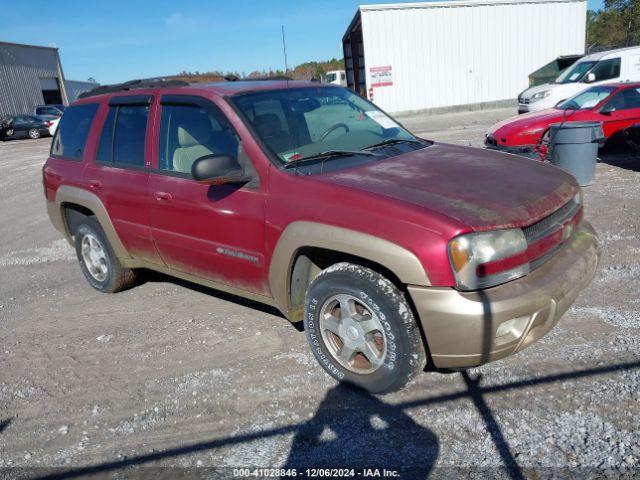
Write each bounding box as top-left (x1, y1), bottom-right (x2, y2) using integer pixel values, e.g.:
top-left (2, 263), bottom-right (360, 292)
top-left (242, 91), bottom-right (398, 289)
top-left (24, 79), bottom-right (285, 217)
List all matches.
top-left (486, 83), bottom-right (640, 154)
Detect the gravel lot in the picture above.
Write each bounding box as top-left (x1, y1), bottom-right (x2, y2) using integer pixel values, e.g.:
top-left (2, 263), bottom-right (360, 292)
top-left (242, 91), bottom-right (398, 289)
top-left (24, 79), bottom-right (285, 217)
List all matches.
top-left (1, 107), bottom-right (639, 478)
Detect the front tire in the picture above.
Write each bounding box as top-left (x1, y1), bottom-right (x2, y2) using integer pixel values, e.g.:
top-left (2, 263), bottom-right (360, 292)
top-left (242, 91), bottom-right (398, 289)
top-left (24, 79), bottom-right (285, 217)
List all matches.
top-left (74, 217), bottom-right (137, 293)
top-left (304, 263), bottom-right (426, 393)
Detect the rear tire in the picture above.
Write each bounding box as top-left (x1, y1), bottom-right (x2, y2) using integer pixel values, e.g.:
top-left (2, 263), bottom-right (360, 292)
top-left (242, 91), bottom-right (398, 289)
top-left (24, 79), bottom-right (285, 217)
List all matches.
top-left (28, 128), bottom-right (40, 139)
top-left (74, 217), bottom-right (137, 293)
top-left (304, 262), bottom-right (426, 394)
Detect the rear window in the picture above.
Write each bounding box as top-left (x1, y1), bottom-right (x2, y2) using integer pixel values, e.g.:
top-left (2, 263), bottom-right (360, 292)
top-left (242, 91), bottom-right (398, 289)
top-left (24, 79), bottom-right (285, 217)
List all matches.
top-left (51, 104), bottom-right (99, 160)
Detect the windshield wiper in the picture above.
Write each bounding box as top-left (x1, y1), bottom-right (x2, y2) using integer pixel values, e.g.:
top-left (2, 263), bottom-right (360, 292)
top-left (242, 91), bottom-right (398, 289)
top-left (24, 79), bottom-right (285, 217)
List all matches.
top-left (282, 150), bottom-right (381, 169)
top-left (362, 138), bottom-right (428, 151)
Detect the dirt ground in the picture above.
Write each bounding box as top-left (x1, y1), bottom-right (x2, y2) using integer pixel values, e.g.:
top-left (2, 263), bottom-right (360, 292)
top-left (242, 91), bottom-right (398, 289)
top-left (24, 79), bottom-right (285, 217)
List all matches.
top-left (1, 107), bottom-right (639, 478)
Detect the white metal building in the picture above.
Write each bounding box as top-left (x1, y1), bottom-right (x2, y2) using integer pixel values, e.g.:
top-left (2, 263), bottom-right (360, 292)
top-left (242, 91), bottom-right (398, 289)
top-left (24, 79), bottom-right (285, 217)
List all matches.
top-left (343, 0), bottom-right (587, 114)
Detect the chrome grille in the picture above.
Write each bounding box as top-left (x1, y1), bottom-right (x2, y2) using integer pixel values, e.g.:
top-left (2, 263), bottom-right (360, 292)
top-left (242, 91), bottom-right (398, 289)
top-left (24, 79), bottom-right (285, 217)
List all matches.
top-left (523, 198), bottom-right (580, 245)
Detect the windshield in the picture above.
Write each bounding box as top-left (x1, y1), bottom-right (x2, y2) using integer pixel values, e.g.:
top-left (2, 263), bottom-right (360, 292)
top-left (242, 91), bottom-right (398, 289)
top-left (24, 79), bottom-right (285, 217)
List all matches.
top-left (556, 62), bottom-right (598, 83)
top-left (557, 86), bottom-right (616, 110)
top-left (555, 61), bottom-right (597, 84)
top-left (232, 86), bottom-right (424, 169)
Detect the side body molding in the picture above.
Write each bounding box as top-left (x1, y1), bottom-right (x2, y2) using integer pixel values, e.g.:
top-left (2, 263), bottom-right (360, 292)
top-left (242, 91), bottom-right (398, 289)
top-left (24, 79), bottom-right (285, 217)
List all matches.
top-left (268, 221), bottom-right (431, 319)
top-left (47, 185), bottom-right (132, 261)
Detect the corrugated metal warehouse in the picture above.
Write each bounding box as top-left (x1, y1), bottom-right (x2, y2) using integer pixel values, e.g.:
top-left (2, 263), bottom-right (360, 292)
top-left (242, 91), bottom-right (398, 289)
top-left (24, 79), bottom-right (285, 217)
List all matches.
top-left (343, 0), bottom-right (587, 114)
top-left (0, 41), bottom-right (68, 118)
top-left (64, 80), bottom-right (98, 102)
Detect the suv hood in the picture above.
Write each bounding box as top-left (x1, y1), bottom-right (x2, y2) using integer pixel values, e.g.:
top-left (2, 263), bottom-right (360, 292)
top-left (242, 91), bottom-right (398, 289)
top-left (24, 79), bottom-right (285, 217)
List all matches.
top-left (316, 143), bottom-right (578, 231)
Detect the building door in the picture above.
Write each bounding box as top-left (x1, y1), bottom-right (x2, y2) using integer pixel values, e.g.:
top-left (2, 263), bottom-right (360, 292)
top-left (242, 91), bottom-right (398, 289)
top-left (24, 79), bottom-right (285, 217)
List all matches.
top-left (39, 78), bottom-right (63, 105)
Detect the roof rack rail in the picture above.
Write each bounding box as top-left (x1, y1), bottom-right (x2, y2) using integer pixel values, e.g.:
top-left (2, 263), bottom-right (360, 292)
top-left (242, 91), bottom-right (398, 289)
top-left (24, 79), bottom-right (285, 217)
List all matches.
top-left (78, 77), bottom-right (189, 99)
top-left (224, 75), bottom-right (293, 82)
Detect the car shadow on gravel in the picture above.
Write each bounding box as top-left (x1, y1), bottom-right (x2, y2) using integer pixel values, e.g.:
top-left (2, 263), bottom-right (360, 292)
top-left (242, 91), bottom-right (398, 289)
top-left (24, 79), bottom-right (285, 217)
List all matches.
top-left (139, 270), bottom-right (295, 325)
top-left (599, 153), bottom-right (640, 173)
top-left (282, 384), bottom-right (439, 475)
top-left (598, 128), bottom-right (640, 170)
top-left (30, 360), bottom-right (640, 480)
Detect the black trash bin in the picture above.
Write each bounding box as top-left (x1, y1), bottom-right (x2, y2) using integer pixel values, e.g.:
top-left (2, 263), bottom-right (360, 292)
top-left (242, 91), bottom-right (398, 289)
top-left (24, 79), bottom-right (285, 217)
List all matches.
top-left (548, 121), bottom-right (604, 186)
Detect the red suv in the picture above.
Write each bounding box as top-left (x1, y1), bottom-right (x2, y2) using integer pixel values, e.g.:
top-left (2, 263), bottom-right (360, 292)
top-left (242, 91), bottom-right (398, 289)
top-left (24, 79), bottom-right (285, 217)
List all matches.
top-left (43, 79), bottom-right (600, 393)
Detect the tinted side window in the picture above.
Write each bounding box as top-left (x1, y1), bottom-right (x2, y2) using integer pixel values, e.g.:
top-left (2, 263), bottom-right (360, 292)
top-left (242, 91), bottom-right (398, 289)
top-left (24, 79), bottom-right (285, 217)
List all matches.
top-left (96, 108), bottom-right (116, 162)
top-left (590, 58), bottom-right (621, 82)
top-left (605, 87), bottom-right (640, 111)
top-left (159, 104), bottom-right (238, 174)
top-left (96, 105), bottom-right (149, 167)
top-left (622, 88), bottom-right (640, 110)
top-left (51, 104), bottom-right (99, 160)
top-left (114, 106), bottom-right (149, 167)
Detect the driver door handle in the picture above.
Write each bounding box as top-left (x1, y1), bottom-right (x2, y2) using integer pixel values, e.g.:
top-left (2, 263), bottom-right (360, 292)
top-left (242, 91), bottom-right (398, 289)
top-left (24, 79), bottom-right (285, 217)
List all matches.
top-left (155, 191), bottom-right (173, 201)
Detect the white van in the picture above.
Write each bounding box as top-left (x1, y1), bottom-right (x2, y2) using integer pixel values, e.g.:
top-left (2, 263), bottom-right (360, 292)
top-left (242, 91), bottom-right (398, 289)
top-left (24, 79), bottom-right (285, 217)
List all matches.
top-left (518, 46), bottom-right (640, 113)
top-left (325, 70), bottom-right (347, 86)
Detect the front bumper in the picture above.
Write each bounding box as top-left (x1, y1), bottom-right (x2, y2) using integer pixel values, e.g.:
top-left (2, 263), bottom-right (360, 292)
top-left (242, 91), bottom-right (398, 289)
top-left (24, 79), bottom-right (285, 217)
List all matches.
top-left (409, 221), bottom-right (600, 369)
top-left (485, 141), bottom-right (540, 160)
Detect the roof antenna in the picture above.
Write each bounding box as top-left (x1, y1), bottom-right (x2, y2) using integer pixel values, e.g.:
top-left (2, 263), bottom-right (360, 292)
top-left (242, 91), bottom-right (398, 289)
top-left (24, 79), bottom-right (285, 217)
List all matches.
top-left (281, 25), bottom-right (289, 77)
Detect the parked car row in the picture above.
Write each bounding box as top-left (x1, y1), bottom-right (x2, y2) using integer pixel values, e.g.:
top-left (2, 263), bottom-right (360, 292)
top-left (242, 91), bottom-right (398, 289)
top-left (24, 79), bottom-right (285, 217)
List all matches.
top-left (488, 82), bottom-right (640, 154)
top-left (0, 104), bottom-right (66, 141)
top-left (0, 115), bottom-right (53, 141)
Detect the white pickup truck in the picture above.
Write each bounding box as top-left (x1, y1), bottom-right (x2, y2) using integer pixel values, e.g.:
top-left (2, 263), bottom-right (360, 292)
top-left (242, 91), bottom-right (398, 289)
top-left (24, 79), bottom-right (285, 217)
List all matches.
top-left (325, 70), bottom-right (347, 86)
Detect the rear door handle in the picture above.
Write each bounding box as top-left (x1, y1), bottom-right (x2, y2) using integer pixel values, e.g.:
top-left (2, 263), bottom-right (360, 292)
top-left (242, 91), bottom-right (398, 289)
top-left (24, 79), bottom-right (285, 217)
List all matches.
top-left (155, 191), bottom-right (173, 201)
top-left (88, 180), bottom-right (102, 190)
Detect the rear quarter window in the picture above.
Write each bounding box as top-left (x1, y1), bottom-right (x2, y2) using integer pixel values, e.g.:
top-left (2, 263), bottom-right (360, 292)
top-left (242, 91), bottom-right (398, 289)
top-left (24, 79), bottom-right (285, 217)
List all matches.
top-left (51, 104), bottom-right (99, 160)
top-left (96, 104), bottom-right (149, 167)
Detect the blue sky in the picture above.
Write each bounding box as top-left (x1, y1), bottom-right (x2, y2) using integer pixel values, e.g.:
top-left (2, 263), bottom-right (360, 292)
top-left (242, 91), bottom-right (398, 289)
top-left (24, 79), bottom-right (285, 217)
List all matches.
top-left (0, 0), bottom-right (604, 84)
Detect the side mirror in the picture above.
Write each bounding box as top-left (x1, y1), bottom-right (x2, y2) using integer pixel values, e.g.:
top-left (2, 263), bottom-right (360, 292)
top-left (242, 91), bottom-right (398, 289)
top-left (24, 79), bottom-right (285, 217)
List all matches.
top-left (584, 72), bottom-right (596, 83)
top-left (191, 154), bottom-right (251, 185)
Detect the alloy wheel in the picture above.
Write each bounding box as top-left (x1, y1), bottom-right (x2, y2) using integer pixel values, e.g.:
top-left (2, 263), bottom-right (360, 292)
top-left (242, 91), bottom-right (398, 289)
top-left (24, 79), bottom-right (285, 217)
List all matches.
top-left (319, 293), bottom-right (387, 374)
top-left (80, 233), bottom-right (109, 282)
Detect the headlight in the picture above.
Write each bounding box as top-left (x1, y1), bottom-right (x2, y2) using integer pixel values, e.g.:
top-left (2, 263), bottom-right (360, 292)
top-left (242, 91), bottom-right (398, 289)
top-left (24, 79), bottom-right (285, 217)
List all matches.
top-left (448, 229), bottom-right (529, 291)
top-left (529, 90), bottom-right (551, 103)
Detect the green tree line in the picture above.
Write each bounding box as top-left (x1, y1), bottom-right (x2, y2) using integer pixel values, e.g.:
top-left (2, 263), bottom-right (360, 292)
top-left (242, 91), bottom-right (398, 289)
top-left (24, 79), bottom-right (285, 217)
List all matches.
top-left (171, 58), bottom-right (344, 83)
top-left (587, 0), bottom-right (640, 49)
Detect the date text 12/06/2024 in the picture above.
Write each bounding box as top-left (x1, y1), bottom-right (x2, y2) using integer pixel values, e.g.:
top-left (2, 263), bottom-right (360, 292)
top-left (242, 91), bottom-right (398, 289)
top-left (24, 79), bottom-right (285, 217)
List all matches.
top-left (233, 468), bottom-right (400, 477)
